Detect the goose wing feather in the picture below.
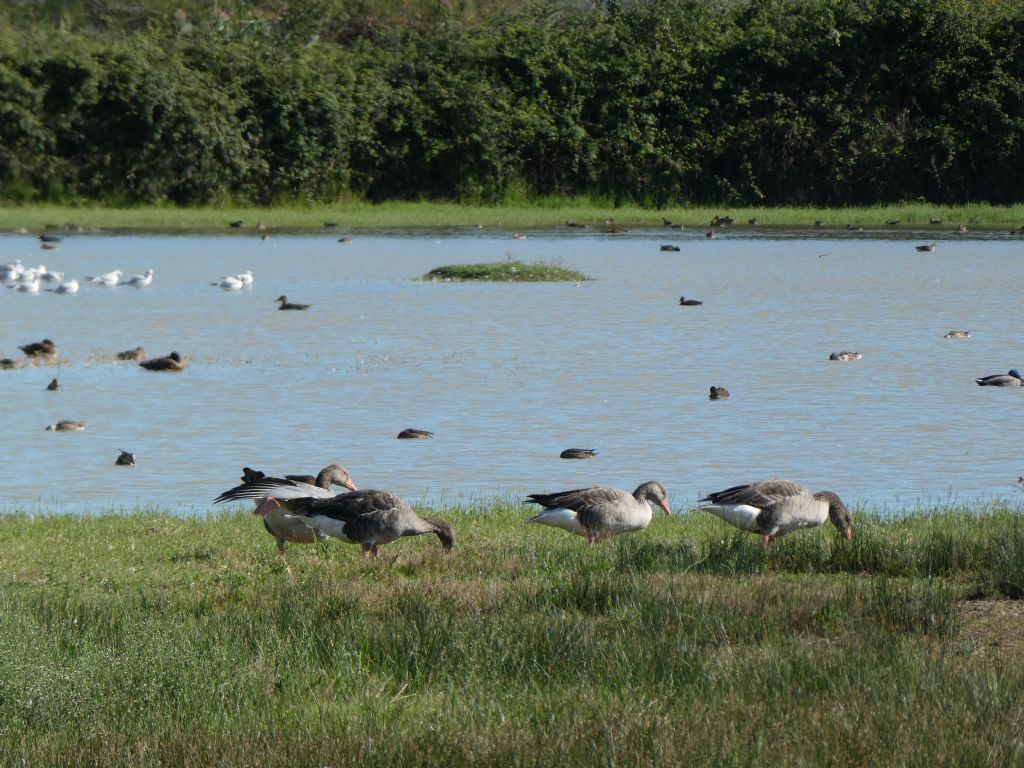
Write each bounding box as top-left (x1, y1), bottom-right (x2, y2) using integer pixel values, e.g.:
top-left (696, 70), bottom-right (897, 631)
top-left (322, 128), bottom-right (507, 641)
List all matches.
top-left (213, 476), bottom-right (336, 504)
top-left (700, 479), bottom-right (809, 508)
top-left (526, 486), bottom-right (631, 513)
top-left (297, 489), bottom-right (407, 521)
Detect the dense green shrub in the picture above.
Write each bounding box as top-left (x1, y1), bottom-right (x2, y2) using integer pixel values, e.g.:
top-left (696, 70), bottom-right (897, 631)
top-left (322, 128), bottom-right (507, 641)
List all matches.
top-left (0, 0), bottom-right (1022, 206)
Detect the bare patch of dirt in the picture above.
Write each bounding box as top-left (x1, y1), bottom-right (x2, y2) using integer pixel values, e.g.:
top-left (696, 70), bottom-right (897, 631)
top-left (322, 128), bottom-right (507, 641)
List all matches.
top-left (959, 599), bottom-right (1024, 660)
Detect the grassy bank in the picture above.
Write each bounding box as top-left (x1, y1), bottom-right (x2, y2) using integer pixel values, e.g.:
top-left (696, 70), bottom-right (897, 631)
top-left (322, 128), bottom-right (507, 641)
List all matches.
top-left (0, 503), bottom-right (1022, 766)
top-left (2, 202), bottom-right (1024, 234)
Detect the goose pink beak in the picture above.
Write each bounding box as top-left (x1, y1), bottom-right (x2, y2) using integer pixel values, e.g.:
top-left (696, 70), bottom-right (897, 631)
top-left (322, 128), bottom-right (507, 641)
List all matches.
top-left (844, 526), bottom-right (853, 541)
top-left (659, 499), bottom-right (672, 516)
top-left (344, 480), bottom-right (357, 491)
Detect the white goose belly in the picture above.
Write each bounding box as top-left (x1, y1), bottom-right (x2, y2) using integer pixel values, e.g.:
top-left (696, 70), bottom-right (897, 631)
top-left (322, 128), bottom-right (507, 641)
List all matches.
top-left (527, 508), bottom-right (586, 536)
top-left (700, 504), bottom-right (763, 533)
top-left (291, 514), bottom-right (352, 542)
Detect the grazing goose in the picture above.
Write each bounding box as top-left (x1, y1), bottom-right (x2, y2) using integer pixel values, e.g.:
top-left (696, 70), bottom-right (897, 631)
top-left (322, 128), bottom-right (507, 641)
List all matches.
top-left (944, 330), bottom-right (971, 339)
top-left (122, 268), bottom-right (154, 288)
top-left (220, 465), bottom-right (358, 556)
top-left (46, 378), bottom-right (62, 391)
top-left (709, 385), bottom-right (730, 400)
top-left (276, 295), bottom-right (310, 311)
top-left (138, 351), bottom-right (187, 371)
top-left (679, 296), bottom-right (703, 306)
top-left (915, 243), bottom-right (937, 252)
top-left (975, 369), bottom-right (1024, 387)
top-left (526, 481), bottom-right (670, 545)
top-left (560, 448), bottom-right (598, 459)
top-left (116, 450), bottom-right (136, 466)
top-left (397, 428), bottom-right (434, 439)
top-left (698, 479), bottom-right (853, 545)
top-left (116, 346), bottom-right (146, 361)
top-left (218, 479), bottom-right (452, 559)
top-left (46, 420), bottom-right (85, 431)
top-left (285, 490), bottom-right (455, 558)
top-left (20, 339), bottom-right (57, 357)
top-left (87, 270), bottom-right (123, 287)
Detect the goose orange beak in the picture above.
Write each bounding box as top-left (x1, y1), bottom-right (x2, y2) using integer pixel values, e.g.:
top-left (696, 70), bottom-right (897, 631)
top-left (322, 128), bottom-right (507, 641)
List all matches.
top-left (659, 500), bottom-right (672, 516)
top-left (344, 480), bottom-right (357, 491)
top-left (844, 526), bottom-right (853, 541)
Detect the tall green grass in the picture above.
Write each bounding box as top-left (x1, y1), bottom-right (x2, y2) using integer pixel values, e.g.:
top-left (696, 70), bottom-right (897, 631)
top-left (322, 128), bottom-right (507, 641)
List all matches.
top-left (2, 202), bottom-right (1024, 233)
top-left (0, 505), bottom-right (1021, 766)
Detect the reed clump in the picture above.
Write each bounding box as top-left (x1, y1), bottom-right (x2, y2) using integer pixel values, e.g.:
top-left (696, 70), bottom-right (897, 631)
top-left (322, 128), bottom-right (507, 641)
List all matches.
top-left (0, 504), bottom-right (1021, 766)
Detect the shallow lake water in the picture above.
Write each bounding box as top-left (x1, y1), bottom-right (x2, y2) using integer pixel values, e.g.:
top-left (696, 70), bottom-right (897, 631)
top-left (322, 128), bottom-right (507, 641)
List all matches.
top-left (2, 226), bottom-right (1022, 515)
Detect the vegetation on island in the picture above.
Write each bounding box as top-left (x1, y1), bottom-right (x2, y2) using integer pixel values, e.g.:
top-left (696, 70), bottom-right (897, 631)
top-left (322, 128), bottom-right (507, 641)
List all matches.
top-left (1, 0), bottom-right (1024, 209)
top-left (423, 260), bottom-right (590, 281)
top-left (0, 503), bottom-right (1022, 765)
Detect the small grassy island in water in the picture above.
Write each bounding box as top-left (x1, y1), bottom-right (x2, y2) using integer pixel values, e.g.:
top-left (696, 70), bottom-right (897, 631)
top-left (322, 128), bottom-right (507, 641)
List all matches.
top-left (423, 260), bottom-right (589, 282)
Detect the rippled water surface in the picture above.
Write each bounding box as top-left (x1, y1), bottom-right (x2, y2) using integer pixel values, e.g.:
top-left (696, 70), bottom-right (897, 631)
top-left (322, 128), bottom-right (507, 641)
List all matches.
top-left (2, 227), bottom-right (1022, 514)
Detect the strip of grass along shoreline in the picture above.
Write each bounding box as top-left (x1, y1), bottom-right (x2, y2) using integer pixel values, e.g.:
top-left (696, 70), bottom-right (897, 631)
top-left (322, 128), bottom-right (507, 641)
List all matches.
top-left (1, 503), bottom-right (1022, 765)
top-left (3, 202), bottom-right (1024, 234)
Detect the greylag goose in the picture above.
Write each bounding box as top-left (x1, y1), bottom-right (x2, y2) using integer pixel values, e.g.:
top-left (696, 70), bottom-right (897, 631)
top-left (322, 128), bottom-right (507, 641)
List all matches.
top-left (560, 448), bottom-right (598, 459)
top-left (698, 478), bottom-right (852, 545)
top-left (709, 386), bottom-right (730, 400)
top-left (526, 482), bottom-right (670, 545)
top-left (218, 480), bottom-right (454, 558)
top-left (116, 450), bottom-right (136, 466)
top-left (943, 330), bottom-right (970, 339)
top-left (397, 428), bottom-right (434, 439)
top-left (19, 339), bottom-right (56, 357)
top-left (138, 352), bottom-right (187, 371)
top-left (46, 420), bottom-right (85, 431)
top-left (276, 295), bottom-right (310, 310)
top-left (281, 490), bottom-right (455, 558)
top-left (975, 369), bottom-right (1023, 386)
top-left (215, 465), bottom-right (358, 555)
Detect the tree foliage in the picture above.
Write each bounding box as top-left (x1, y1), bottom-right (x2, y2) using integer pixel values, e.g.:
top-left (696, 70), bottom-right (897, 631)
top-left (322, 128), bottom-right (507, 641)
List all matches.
top-left (0, 0), bottom-right (1022, 205)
